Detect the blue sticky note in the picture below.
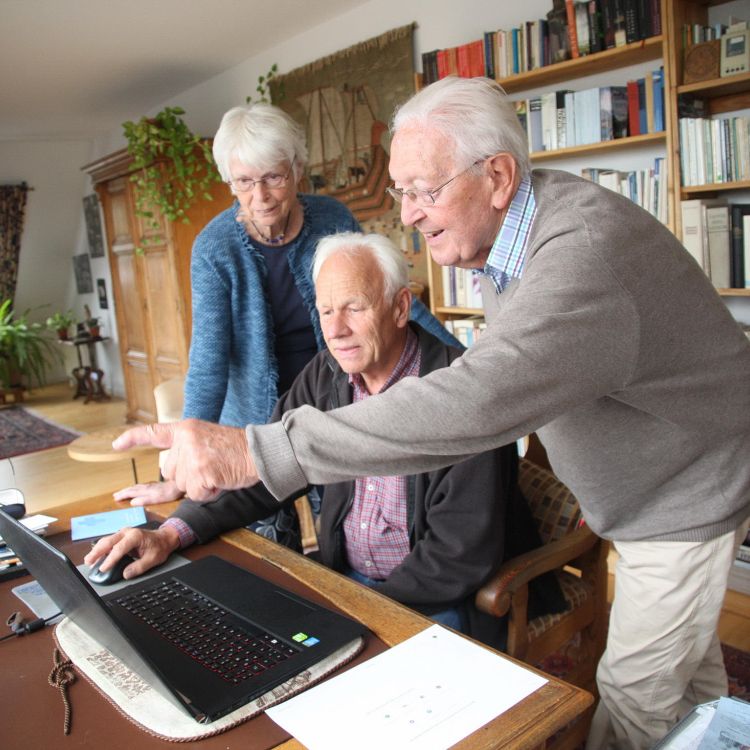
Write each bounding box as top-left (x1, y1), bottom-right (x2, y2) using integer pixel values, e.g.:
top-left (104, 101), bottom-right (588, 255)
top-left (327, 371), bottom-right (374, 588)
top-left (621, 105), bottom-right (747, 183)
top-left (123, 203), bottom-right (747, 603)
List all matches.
top-left (70, 507), bottom-right (147, 541)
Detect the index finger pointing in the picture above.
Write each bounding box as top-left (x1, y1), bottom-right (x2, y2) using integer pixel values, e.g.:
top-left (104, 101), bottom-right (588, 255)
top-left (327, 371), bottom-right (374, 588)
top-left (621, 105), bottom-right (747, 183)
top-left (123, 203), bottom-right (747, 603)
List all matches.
top-left (113, 423), bottom-right (174, 451)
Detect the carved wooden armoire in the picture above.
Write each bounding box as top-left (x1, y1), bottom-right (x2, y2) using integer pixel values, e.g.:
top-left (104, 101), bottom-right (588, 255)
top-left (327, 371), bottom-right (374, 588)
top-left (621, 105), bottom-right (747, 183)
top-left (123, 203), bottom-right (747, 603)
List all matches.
top-left (84, 149), bottom-right (232, 422)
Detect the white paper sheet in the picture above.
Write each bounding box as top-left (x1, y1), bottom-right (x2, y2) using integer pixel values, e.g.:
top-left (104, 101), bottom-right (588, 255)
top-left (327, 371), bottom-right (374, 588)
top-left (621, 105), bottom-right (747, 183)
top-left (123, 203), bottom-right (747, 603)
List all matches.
top-left (266, 624), bottom-right (547, 750)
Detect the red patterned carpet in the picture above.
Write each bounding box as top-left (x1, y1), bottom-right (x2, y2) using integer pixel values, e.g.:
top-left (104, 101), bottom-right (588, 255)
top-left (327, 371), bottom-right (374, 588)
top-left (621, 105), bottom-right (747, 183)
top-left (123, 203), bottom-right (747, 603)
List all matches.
top-left (537, 637), bottom-right (750, 702)
top-left (0, 405), bottom-right (80, 460)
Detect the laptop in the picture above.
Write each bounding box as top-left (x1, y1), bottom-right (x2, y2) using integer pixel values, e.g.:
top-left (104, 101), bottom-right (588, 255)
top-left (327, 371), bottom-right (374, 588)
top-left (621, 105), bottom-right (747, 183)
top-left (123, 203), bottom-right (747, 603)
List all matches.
top-left (0, 507), bottom-right (366, 724)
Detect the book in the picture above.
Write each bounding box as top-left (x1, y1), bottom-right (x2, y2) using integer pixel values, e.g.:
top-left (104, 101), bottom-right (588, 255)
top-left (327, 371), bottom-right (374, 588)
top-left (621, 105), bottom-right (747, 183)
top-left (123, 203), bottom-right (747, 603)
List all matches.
top-left (541, 91), bottom-right (559, 151)
top-left (680, 198), bottom-right (725, 272)
top-left (652, 66), bottom-right (664, 132)
top-left (588, 0), bottom-right (603, 53)
top-left (626, 79), bottom-right (640, 136)
top-left (565, 0), bottom-right (580, 57)
top-left (623, 0), bottom-right (640, 43)
top-left (575, 1), bottom-right (591, 55)
top-left (730, 204), bottom-right (750, 288)
top-left (527, 97), bottom-right (544, 152)
top-left (599, 85), bottom-right (628, 140)
top-left (705, 205), bottom-right (731, 289)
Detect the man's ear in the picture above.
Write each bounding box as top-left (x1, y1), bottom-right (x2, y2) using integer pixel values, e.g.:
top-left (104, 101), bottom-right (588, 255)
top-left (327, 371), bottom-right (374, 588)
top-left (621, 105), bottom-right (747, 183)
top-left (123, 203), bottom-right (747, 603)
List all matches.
top-left (487, 152), bottom-right (519, 211)
top-left (393, 287), bottom-right (412, 327)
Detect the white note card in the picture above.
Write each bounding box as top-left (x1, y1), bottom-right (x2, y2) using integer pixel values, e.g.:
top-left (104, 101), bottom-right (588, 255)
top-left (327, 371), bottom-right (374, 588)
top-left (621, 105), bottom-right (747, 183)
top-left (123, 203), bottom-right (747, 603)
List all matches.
top-left (266, 624), bottom-right (547, 750)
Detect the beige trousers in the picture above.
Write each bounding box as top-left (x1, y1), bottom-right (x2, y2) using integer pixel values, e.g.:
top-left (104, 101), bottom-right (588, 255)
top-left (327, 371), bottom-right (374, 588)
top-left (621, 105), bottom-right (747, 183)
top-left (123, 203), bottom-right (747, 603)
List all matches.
top-left (585, 520), bottom-right (749, 750)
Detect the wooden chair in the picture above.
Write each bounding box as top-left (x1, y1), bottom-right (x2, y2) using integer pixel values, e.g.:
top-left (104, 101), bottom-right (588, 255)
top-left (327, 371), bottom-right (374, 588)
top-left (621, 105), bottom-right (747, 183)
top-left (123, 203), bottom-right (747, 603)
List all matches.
top-left (475, 457), bottom-right (609, 750)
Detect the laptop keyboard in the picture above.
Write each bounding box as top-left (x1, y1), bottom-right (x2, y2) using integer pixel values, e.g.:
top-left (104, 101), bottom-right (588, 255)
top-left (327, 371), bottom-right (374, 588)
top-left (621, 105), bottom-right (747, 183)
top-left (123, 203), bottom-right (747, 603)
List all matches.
top-left (115, 578), bottom-right (299, 685)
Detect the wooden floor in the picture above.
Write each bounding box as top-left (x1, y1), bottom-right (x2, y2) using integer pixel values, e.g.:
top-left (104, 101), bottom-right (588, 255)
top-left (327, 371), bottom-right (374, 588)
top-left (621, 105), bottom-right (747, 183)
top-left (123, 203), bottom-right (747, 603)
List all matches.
top-left (4, 381), bottom-right (159, 515)
top-left (8, 383), bottom-right (750, 653)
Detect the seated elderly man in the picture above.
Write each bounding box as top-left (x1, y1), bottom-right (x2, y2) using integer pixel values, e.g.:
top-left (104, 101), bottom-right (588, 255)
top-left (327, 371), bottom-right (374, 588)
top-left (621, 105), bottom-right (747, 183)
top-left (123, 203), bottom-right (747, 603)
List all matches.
top-left (88, 232), bottom-right (563, 648)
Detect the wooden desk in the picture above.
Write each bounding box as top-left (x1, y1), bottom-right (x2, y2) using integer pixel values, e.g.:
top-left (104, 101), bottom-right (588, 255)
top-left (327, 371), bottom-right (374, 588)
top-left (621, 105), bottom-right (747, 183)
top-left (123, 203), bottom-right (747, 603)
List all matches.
top-left (2, 495), bottom-right (592, 749)
top-left (66, 426), bottom-right (159, 483)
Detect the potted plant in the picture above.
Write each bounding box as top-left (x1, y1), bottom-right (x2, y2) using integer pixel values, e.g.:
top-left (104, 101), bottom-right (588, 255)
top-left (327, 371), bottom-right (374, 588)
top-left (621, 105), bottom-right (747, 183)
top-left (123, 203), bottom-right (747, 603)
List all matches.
top-left (122, 106), bottom-right (222, 247)
top-left (0, 299), bottom-right (61, 389)
top-left (83, 304), bottom-right (101, 338)
top-left (46, 309), bottom-right (76, 340)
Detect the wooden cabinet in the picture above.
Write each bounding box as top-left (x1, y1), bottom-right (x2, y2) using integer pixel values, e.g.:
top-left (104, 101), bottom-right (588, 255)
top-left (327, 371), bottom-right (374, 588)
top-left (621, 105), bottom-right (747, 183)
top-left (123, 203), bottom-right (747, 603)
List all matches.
top-left (84, 149), bottom-right (232, 422)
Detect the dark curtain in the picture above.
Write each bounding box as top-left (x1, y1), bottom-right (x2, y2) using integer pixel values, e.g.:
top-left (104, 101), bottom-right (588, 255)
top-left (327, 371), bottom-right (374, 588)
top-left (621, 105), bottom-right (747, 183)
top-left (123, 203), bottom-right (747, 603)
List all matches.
top-left (0, 183), bottom-right (30, 303)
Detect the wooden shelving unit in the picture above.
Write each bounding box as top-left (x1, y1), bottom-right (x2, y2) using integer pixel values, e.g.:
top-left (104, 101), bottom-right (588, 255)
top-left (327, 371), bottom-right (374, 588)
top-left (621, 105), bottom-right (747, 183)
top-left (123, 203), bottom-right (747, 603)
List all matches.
top-left (428, 0), bottom-right (750, 320)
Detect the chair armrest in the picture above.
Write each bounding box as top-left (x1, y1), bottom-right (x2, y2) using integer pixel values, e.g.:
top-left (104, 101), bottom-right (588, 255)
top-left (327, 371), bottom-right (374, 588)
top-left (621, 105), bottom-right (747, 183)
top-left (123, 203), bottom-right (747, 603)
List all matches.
top-left (475, 526), bottom-right (599, 618)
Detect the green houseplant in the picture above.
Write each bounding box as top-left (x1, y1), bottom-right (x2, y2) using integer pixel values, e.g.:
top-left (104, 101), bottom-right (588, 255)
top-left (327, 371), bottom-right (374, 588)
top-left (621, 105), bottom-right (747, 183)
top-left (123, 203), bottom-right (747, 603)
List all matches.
top-left (122, 106), bottom-right (221, 242)
top-left (0, 299), bottom-right (61, 389)
top-left (46, 309), bottom-right (76, 340)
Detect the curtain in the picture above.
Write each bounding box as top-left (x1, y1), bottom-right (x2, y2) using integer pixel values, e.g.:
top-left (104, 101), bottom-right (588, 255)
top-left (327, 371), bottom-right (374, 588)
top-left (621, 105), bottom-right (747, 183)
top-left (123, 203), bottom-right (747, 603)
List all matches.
top-left (0, 183), bottom-right (30, 304)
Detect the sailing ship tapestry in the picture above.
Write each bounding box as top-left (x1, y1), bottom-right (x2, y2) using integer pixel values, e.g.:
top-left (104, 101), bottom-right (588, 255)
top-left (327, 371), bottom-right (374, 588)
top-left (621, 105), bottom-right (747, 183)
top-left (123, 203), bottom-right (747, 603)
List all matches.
top-left (269, 24), bottom-right (416, 223)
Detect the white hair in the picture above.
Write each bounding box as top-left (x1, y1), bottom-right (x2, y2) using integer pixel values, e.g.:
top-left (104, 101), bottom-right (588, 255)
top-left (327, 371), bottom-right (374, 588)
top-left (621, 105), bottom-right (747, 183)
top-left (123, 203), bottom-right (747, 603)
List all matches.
top-left (391, 76), bottom-right (531, 177)
top-left (212, 103), bottom-right (307, 183)
top-left (312, 232), bottom-right (409, 302)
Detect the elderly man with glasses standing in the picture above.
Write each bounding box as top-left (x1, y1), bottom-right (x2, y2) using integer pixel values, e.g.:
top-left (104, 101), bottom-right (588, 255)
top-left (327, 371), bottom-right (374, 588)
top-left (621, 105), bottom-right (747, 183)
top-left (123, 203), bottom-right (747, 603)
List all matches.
top-left (115, 77), bottom-right (750, 750)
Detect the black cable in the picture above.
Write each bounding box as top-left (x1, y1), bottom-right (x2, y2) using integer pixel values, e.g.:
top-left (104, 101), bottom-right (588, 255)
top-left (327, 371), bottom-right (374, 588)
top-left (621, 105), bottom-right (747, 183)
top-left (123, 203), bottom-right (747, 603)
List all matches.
top-left (0, 611), bottom-right (61, 642)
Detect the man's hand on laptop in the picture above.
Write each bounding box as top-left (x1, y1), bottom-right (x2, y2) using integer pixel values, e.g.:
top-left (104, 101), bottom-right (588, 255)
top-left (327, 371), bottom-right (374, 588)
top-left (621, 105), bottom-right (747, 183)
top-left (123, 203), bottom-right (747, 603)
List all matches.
top-left (113, 419), bottom-right (259, 501)
top-left (84, 525), bottom-right (181, 579)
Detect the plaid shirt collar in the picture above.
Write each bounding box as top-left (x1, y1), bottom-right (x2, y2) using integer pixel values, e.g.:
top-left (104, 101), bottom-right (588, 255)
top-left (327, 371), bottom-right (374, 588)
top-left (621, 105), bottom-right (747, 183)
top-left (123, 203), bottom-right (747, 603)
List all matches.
top-left (349, 325), bottom-right (420, 397)
top-left (481, 175), bottom-right (536, 293)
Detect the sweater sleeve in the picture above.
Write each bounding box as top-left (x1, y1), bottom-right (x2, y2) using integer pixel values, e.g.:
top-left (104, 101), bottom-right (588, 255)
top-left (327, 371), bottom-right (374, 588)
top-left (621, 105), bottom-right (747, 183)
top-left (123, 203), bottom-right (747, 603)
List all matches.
top-left (182, 235), bottom-right (232, 422)
top-left (247, 244), bottom-right (639, 498)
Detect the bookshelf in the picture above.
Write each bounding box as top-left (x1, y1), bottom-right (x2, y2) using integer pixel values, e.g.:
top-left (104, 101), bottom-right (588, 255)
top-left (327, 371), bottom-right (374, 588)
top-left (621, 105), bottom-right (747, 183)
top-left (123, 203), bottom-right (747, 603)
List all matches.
top-left (423, 0), bottom-right (750, 322)
top-left (664, 0), bottom-right (750, 298)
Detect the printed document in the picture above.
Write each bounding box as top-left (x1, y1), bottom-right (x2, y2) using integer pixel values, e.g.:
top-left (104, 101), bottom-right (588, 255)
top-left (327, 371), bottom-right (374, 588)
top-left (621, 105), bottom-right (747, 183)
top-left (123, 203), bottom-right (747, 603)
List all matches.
top-left (267, 624), bottom-right (547, 750)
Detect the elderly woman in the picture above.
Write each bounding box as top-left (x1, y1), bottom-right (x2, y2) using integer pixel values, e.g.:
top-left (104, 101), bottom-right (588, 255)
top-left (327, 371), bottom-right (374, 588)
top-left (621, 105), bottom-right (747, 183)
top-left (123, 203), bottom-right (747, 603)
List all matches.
top-left (115, 103), bottom-right (456, 541)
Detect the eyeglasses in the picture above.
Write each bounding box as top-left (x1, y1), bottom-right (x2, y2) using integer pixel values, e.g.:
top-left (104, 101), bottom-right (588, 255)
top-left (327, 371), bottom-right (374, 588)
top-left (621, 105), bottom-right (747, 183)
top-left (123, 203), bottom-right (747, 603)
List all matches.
top-left (227, 158), bottom-right (295, 192)
top-left (385, 160), bottom-right (483, 207)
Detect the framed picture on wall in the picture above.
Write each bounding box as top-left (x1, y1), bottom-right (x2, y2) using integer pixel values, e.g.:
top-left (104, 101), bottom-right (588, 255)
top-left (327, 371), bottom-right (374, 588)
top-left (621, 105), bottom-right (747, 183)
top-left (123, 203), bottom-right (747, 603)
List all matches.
top-left (97, 278), bottom-right (109, 309)
top-left (73, 254), bottom-right (93, 294)
top-left (83, 193), bottom-right (105, 258)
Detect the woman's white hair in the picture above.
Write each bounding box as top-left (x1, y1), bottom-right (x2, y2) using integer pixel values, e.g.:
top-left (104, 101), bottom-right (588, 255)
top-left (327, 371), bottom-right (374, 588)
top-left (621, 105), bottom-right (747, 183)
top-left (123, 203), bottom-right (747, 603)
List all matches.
top-left (212, 103), bottom-right (308, 183)
top-left (312, 232), bottom-right (409, 302)
top-left (391, 76), bottom-right (531, 178)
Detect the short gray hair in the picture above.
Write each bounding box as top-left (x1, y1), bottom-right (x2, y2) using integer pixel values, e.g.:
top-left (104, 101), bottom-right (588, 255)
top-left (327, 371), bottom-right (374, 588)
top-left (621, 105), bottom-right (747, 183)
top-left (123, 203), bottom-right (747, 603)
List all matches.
top-left (212, 103), bottom-right (308, 183)
top-left (391, 76), bottom-right (531, 178)
top-left (312, 232), bottom-right (409, 302)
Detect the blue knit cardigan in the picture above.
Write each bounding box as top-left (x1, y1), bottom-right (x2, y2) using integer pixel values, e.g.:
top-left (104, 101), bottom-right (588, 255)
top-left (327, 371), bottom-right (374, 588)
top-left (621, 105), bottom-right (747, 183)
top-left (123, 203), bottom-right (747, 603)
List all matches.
top-left (183, 194), bottom-right (459, 427)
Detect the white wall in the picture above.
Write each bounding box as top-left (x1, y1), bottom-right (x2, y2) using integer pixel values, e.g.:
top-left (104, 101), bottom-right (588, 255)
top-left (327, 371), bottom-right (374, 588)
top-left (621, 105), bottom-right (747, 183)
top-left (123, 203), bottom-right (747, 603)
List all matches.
top-left (0, 138), bottom-right (123, 389)
top-left (10, 0), bottom-right (750, 400)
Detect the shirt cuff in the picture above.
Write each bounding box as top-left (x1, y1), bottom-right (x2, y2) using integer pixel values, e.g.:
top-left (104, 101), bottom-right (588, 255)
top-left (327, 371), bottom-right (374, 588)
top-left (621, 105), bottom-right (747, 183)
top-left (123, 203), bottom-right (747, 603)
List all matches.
top-left (160, 517), bottom-right (198, 549)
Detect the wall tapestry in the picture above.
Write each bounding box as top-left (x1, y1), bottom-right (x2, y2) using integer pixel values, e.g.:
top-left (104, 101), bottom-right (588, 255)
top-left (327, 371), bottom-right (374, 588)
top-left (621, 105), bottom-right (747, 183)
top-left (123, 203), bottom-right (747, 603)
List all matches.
top-left (270, 24), bottom-right (430, 291)
top-left (83, 193), bottom-right (105, 258)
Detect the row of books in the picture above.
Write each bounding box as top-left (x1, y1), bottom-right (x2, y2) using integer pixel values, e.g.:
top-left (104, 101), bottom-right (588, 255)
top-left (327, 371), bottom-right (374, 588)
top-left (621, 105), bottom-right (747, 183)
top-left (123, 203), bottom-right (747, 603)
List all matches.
top-left (682, 21), bottom-right (730, 46)
top-left (420, 0), bottom-right (662, 84)
top-left (516, 70), bottom-right (664, 153)
top-left (581, 157), bottom-right (668, 225)
top-left (444, 316), bottom-right (487, 347)
top-left (680, 199), bottom-right (750, 289)
top-left (679, 115), bottom-right (750, 187)
top-left (441, 266), bottom-right (483, 309)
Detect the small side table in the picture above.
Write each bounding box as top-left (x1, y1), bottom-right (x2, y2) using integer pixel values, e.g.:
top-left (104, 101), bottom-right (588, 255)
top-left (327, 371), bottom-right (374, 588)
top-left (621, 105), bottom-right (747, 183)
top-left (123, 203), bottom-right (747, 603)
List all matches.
top-left (60, 336), bottom-right (111, 403)
top-left (67, 426), bottom-right (158, 484)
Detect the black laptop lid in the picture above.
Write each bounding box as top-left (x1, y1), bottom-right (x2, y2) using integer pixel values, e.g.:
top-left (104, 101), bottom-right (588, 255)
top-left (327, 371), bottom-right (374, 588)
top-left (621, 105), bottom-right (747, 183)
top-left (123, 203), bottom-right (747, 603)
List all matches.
top-left (0, 508), bottom-right (366, 723)
top-left (0, 508), bottom-right (201, 718)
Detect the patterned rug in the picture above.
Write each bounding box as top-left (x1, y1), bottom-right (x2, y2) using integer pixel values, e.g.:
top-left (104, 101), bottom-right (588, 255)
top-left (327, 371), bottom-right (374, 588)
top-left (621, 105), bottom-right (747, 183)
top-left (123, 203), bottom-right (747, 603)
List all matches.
top-left (537, 636), bottom-right (750, 701)
top-left (0, 405), bottom-right (80, 459)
